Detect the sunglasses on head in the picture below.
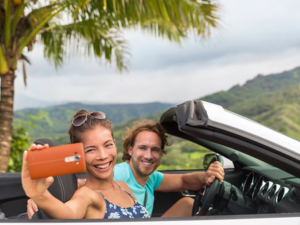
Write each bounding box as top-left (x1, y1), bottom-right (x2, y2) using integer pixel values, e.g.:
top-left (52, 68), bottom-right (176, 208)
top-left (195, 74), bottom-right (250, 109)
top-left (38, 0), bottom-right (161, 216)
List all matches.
top-left (72, 111), bottom-right (106, 127)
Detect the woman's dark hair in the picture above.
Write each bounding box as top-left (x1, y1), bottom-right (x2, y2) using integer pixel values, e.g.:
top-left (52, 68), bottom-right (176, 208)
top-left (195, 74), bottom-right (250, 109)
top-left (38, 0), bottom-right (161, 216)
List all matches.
top-left (68, 110), bottom-right (113, 143)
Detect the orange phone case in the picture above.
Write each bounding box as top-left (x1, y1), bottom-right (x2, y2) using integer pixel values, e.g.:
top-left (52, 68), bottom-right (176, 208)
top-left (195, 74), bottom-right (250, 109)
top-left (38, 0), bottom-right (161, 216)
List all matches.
top-left (28, 143), bottom-right (86, 179)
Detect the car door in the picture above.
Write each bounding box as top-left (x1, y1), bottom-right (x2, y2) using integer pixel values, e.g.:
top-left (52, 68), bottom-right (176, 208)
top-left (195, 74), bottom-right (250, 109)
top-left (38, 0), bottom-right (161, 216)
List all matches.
top-left (151, 137), bottom-right (239, 217)
top-left (0, 173), bottom-right (28, 219)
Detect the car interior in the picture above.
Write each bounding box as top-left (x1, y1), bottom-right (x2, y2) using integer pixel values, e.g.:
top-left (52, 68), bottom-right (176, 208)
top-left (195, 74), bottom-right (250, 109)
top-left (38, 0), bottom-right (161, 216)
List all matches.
top-left (157, 105), bottom-right (300, 217)
top-left (153, 137), bottom-right (300, 217)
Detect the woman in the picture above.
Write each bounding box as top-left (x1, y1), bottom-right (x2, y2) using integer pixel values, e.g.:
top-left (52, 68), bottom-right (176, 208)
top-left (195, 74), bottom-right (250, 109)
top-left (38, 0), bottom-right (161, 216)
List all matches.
top-left (22, 110), bottom-right (150, 219)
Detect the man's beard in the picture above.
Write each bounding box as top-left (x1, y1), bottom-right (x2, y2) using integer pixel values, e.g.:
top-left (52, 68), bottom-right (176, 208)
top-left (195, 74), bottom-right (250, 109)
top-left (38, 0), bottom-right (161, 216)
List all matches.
top-left (132, 157), bottom-right (160, 177)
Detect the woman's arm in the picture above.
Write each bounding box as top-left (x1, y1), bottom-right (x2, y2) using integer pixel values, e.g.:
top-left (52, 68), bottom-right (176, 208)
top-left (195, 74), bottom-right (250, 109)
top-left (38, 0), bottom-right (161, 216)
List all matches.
top-left (33, 187), bottom-right (93, 219)
top-left (27, 178), bottom-right (87, 219)
top-left (21, 145), bottom-right (94, 219)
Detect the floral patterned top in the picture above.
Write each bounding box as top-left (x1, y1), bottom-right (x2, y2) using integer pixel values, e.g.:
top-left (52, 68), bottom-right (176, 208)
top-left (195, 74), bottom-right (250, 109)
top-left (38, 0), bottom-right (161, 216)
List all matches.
top-left (95, 182), bottom-right (150, 219)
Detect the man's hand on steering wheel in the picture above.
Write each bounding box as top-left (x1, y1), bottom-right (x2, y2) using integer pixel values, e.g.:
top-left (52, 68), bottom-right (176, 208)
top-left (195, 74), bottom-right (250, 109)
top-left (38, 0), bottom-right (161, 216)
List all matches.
top-left (203, 161), bottom-right (225, 185)
top-left (192, 157), bottom-right (225, 216)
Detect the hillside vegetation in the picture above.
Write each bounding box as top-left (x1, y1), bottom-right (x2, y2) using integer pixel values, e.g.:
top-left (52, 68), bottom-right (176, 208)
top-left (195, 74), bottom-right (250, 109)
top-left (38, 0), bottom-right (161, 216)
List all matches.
top-left (201, 67), bottom-right (300, 110)
top-left (201, 67), bottom-right (300, 140)
top-left (14, 102), bottom-right (173, 142)
top-left (13, 66), bottom-right (300, 169)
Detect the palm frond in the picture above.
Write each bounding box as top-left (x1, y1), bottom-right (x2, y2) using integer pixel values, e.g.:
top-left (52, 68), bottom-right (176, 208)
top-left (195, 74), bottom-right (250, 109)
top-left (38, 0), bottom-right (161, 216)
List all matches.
top-left (0, 44), bottom-right (8, 74)
top-left (1, 0), bottom-right (219, 73)
top-left (35, 0), bottom-right (218, 71)
top-left (20, 54), bottom-right (31, 64)
top-left (11, 3), bottom-right (25, 36)
top-left (85, 0), bottom-right (219, 39)
top-left (18, 3), bottom-right (60, 54)
top-left (20, 54), bottom-right (30, 86)
top-left (4, 0), bottom-right (12, 47)
top-left (22, 59), bottom-right (27, 86)
top-left (40, 19), bottom-right (129, 71)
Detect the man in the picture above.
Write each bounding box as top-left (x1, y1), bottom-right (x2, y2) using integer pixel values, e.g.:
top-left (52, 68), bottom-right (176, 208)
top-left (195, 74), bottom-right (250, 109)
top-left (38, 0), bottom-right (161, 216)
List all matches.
top-left (27, 120), bottom-right (224, 218)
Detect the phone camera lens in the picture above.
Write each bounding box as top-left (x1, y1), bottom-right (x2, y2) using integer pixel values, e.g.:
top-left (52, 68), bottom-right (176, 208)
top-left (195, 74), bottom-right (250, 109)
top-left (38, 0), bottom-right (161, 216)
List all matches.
top-left (75, 155), bottom-right (81, 160)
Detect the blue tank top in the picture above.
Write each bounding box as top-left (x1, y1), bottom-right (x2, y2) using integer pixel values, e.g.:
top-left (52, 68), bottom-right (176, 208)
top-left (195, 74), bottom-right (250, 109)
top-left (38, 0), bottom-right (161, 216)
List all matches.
top-left (96, 182), bottom-right (150, 219)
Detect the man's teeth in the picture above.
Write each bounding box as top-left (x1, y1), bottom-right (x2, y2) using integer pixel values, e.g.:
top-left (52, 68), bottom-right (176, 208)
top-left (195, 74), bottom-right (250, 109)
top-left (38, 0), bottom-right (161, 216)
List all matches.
top-left (143, 162), bottom-right (152, 166)
top-left (96, 162), bottom-right (110, 169)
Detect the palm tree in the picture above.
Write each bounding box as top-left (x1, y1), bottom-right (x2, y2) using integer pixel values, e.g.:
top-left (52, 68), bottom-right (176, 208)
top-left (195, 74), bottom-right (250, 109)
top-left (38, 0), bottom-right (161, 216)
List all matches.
top-left (0, 0), bottom-right (219, 172)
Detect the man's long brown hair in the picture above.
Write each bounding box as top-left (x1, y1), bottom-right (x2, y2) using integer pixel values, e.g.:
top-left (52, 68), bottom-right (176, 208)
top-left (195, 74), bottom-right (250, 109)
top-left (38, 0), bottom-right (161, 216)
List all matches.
top-left (122, 120), bottom-right (170, 161)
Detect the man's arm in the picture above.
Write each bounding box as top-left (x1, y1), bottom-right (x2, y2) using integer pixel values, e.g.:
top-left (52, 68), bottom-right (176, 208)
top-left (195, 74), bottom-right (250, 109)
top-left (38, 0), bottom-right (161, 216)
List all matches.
top-left (156, 161), bottom-right (224, 192)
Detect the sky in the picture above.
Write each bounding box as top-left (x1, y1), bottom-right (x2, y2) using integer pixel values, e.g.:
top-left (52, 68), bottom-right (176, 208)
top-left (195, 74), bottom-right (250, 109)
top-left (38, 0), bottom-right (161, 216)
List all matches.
top-left (14, 0), bottom-right (300, 110)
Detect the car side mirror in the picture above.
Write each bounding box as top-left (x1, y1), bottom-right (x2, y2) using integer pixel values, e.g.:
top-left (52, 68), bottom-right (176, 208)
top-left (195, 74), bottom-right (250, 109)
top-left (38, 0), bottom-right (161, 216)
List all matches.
top-left (203, 153), bottom-right (216, 170)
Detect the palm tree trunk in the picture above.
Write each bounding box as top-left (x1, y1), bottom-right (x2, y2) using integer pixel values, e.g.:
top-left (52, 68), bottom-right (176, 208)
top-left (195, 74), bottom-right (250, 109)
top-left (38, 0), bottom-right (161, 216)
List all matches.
top-left (0, 71), bottom-right (15, 173)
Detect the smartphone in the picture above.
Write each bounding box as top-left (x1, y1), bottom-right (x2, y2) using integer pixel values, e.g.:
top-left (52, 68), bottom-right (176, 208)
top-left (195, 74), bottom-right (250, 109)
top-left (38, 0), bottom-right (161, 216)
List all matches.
top-left (27, 143), bottom-right (86, 179)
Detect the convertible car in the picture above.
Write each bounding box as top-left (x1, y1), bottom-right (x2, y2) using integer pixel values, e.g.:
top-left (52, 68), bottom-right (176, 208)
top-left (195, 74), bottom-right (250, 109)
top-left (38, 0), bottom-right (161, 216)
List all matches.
top-left (1, 100), bottom-right (300, 224)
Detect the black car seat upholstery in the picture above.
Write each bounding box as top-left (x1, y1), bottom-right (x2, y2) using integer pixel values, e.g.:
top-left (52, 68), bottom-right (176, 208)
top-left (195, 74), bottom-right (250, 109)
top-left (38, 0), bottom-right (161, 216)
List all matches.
top-left (31, 138), bottom-right (78, 219)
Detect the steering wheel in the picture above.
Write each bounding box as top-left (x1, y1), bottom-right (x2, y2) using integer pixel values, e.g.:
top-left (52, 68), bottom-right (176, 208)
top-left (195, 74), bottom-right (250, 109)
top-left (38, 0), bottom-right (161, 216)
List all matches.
top-left (192, 154), bottom-right (224, 216)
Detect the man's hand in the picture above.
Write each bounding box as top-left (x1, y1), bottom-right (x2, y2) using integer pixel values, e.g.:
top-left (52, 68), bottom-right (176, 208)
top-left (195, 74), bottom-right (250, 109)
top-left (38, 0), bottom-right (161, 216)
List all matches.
top-left (27, 199), bottom-right (38, 219)
top-left (203, 161), bottom-right (224, 185)
top-left (77, 179), bottom-right (86, 188)
top-left (157, 161), bottom-right (225, 192)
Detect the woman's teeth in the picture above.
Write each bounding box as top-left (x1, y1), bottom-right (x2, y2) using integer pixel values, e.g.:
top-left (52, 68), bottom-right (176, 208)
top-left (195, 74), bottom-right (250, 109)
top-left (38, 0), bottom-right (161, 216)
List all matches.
top-left (96, 162), bottom-right (110, 169)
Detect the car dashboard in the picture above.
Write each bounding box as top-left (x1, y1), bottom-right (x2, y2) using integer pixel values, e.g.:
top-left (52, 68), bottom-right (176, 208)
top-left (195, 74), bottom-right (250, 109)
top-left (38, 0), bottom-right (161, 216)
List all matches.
top-left (240, 166), bottom-right (300, 214)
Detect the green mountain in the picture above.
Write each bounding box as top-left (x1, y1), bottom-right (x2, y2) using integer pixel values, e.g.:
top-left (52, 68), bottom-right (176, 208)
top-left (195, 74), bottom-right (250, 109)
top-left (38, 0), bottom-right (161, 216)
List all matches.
top-left (200, 66), bottom-right (300, 140)
top-left (13, 102), bottom-right (173, 143)
top-left (253, 103), bottom-right (300, 141)
top-left (201, 67), bottom-right (300, 112)
top-left (13, 66), bottom-right (300, 169)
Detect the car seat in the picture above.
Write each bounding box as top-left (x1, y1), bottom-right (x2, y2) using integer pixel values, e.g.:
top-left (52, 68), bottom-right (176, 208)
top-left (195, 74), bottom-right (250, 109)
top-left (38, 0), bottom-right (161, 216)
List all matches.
top-left (31, 138), bottom-right (78, 219)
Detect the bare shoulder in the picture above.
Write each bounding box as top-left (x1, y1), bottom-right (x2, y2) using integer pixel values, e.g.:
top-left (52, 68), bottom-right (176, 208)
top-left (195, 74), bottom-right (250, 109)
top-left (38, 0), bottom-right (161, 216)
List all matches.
top-left (72, 186), bottom-right (98, 202)
top-left (62, 186), bottom-right (105, 218)
top-left (72, 186), bottom-right (105, 210)
top-left (115, 181), bottom-right (137, 199)
top-left (75, 185), bottom-right (92, 193)
top-left (115, 181), bottom-right (129, 190)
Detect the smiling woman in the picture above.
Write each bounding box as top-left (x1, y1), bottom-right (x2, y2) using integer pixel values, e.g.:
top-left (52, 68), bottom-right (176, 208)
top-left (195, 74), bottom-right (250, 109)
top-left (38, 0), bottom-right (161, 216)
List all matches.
top-left (21, 110), bottom-right (150, 219)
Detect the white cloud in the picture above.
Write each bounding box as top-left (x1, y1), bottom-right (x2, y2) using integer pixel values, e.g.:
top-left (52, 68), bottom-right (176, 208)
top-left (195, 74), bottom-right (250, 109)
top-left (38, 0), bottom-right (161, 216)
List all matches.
top-left (14, 0), bottom-right (300, 109)
top-left (16, 48), bottom-right (300, 105)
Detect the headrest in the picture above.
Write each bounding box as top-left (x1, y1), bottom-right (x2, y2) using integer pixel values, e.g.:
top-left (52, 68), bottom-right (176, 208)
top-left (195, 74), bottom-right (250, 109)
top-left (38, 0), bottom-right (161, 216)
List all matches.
top-left (34, 138), bottom-right (57, 148)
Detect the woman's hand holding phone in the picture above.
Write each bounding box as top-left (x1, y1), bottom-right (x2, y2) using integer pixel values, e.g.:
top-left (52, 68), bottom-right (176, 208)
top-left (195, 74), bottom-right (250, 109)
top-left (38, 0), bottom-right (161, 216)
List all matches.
top-left (21, 144), bottom-right (54, 199)
top-left (22, 142), bottom-right (87, 219)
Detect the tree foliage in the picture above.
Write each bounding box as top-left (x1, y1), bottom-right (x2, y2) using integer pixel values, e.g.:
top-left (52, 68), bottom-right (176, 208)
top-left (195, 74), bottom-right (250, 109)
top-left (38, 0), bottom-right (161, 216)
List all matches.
top-left (8, 125), bottom-right (31, 173)
top-left (0, 0), bottom-right (220, 74)
top-left (8, 110), bottom-right (52, 172)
